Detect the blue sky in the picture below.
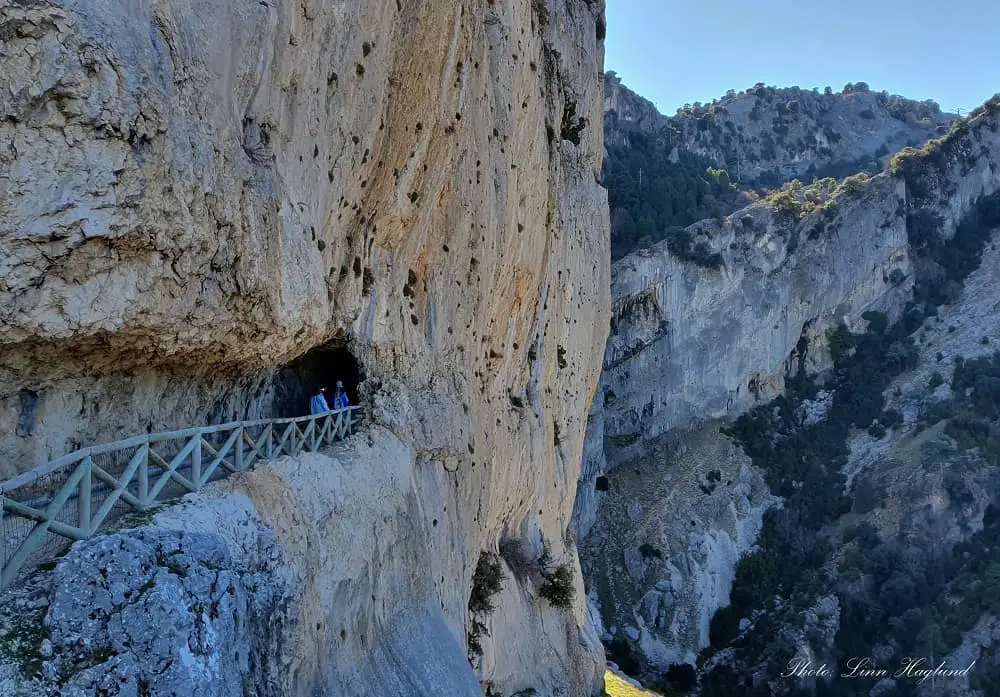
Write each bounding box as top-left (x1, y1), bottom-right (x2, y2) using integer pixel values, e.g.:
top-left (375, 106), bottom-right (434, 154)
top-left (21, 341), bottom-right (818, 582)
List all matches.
top-left (605, 0), bottom-right (999, 117)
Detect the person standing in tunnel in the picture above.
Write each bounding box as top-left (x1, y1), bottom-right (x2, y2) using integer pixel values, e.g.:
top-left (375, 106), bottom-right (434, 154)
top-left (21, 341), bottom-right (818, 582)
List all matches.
top-left (310, 386), bottom-right (332, 415)
top-left (332, 381), bottom-right (350, 410)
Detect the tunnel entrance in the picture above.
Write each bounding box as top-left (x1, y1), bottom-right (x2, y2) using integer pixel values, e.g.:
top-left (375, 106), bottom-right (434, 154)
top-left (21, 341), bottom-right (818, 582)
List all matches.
top-left (271, 338), bottom-right (363, 418)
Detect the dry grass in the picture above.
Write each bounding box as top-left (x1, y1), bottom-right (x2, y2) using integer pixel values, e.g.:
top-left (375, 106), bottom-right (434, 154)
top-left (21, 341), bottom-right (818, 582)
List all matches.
top-left (603, 671), bottom-right (664, 697)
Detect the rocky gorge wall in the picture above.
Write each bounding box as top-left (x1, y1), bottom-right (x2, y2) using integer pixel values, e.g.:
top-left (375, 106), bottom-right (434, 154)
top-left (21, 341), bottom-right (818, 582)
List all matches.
top-left (0, 0), bottom-right (611, 695)
top-left (578, 102), bottom-right (1000, 672)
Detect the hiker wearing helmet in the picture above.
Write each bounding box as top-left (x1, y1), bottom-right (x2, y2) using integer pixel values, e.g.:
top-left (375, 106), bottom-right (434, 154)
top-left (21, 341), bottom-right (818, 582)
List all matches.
top-left (309, 386), bottom-right (332, 415)
top-left (332, 381), bottom-right (350, 410)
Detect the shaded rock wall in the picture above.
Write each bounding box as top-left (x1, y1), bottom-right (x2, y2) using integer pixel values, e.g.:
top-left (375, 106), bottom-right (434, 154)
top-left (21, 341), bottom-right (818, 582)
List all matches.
top-left (580, 423), bottom-right (778, 668)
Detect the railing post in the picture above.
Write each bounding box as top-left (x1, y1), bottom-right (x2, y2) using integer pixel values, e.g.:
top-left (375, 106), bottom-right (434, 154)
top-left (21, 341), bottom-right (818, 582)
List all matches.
top-left (235, 426), bottom-right (245, 471)
top-left (79, 456), bottom-right (92, 536)
top-left (0, 403), bottom-right (372, 588)
top-left (138, 441), bottom-right (149, 508)
top-left (192, 434), bottom-right (202, 489)
top-left (0, 494), bottom-right (5, 568)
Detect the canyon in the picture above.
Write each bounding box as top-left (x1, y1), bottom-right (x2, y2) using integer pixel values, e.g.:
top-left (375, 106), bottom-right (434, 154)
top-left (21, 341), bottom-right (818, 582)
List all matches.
top-left (580, 77), bottom-right (1000, 695)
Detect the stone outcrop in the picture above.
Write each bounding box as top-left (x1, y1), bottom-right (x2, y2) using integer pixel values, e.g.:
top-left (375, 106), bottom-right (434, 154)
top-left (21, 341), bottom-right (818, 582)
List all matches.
top-left (693, 219), bottom-right (1000, 693)
top-left (916, 615), bottom-right (1000, 697)
top-left (580, 423), bottom-right (778, 668)
top-left (0, 0), bottom-right (611, 694)
top-left (599, 173), bottom-right (912, 464)
top-left (579, 101), bottom-right (1000, 670)
top-left (592, 101), bottom-right (1000, 480)
top-left (602, 72), bottom-right (662, 147)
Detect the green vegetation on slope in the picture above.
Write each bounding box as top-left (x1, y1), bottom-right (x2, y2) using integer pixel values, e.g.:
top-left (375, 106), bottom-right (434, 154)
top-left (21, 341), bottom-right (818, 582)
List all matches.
top-left (467, 551), bottom-right (505, 660)
top-left (603, 81), bottom-right (970, 260)
top-left (603, 129), bottom-right (749, 259)
top-left (888, 94), bottom-right (1000, 206)
top-left (700, 187), bottom-right (1000, 696)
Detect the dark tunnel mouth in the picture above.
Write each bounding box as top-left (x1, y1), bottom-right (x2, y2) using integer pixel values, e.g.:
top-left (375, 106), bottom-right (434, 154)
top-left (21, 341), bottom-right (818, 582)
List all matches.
top-left (271, 336), bottom-right (364, 419)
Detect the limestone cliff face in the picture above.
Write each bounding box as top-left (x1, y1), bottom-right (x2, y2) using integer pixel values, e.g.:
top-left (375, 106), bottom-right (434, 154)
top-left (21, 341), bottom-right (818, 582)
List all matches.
top-left (596, 104), bottom-right (1000, 475)
top-left (578, 103), bottom-right (1000, 669)
top-left (2, 429), bottom-right (607, 697)
top-left (580, 423), bottom-right (778, 668)
top-left (601, 72), bottom-right (662, 146)
top-left (0, 0), bottom-right (611, 695)
top-left (600, 174), bottom-right (912, 463)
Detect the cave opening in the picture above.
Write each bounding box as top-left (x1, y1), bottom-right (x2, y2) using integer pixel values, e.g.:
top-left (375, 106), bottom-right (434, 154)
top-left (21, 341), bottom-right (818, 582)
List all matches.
top-left (271, 338), bottom-right (363, 418)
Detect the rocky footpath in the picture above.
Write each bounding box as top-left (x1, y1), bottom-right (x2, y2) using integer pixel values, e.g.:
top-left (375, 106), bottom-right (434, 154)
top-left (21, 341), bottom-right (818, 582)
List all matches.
top-left (0, 0), bottom-right (611, 694)
top-left (579, 100), bottom-right (1000, 676)
top-left (1, 425), bottom-right (608, 697)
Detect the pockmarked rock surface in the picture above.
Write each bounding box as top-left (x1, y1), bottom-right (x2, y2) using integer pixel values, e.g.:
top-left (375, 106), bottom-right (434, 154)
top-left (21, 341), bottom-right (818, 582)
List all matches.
top-left (0, 0), bottom-right (609, 473)
top-left (0, 0), bottom-right (611, 694)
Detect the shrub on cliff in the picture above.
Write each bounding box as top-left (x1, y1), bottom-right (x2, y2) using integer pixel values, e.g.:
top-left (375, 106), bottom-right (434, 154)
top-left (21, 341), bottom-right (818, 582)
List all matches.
top-left (837, 171), bottom-right (869, 196)
top-left (968, 93), bottom-right (1000, 121)
top-left (467, 551), bottom-right (505, 659)
top-left (469, 551), bottom-right (504, 615)
top-left (531, 0), bottom-right (548, 27)
top-left (768, 189), bottom-right (803, 220)
top-left (538, 564), bottom-right (575, 609)
top-left (665, 229), bottom-right (724, 268)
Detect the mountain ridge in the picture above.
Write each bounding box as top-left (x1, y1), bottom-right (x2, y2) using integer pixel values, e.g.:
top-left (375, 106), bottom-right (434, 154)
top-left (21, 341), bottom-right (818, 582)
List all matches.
top-left (603, 72), bottom-right (958, 259)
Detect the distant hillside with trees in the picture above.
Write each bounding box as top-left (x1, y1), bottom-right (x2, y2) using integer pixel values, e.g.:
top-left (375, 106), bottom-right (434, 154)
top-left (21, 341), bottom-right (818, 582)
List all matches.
top-left (603, 74), bottom-right (956, 260)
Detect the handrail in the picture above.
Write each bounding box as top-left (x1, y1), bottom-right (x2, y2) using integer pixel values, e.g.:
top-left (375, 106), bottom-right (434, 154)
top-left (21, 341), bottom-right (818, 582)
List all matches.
top-left (0, 405), bottom-right (364, 589)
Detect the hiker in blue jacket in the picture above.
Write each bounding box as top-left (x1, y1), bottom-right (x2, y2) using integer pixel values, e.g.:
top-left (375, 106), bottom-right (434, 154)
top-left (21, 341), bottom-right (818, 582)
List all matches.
top-left (309, 387), bottom-right (332, 415)
top-left (332, 381), bottom-right (350, 410)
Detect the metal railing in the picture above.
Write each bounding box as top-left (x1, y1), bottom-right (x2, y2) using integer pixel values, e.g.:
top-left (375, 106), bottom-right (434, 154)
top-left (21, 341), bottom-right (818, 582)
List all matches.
top-left (0, 406), bottom-right (363, 590)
